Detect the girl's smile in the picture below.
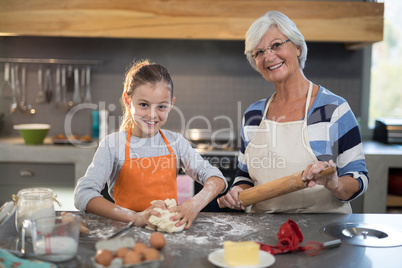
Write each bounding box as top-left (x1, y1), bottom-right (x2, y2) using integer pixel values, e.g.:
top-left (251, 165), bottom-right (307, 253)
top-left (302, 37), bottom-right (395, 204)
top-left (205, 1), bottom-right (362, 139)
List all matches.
top-left (126, 82), bottom-right (175, 138)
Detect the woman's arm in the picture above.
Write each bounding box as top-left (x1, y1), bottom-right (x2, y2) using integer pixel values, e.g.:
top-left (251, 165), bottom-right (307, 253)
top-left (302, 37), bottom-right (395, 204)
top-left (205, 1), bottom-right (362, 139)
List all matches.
top-left (303, 160), bottom-right (360, 200)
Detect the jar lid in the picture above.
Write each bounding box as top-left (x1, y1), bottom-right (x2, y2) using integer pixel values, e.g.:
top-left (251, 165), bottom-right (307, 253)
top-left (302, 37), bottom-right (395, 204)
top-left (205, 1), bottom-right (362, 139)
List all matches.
top-left (0, 201), bottom-right (16, 227)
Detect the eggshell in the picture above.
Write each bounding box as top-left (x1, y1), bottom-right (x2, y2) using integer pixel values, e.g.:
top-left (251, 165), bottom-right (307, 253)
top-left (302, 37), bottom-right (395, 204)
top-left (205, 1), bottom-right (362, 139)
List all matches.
top-left (95, 249), bottom-right (114, 266)
top-left (115, 247), bottom-right (130, 258)
top-left (143, 248), bottom-right (160, 261)
top-left (123, 250), bottom-right (142, 265)
top-left (132, 242), bottom-right (148, 258)
top-left (149, 232), bottom-right (166, 249)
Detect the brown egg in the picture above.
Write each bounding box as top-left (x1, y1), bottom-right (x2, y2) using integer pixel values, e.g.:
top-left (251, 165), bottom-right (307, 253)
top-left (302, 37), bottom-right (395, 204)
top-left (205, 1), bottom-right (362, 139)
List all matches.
top-left (95, 249), bottom-right (114, 266)
top-left (143, 248), bottom-right (160, 261)
top-left (149, 232), bottom-right (166, 249)
top-left (132, 242), bottom-right (148, 256)
top-left (123, 250), bottom-right (142, 265)
top-left (115, 247), bottom-right (130, 258)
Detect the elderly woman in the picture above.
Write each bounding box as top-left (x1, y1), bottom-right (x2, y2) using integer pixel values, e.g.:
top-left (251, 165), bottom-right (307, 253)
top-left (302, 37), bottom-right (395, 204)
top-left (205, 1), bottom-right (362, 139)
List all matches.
top-left (218, 11), bottom-right (368, 213)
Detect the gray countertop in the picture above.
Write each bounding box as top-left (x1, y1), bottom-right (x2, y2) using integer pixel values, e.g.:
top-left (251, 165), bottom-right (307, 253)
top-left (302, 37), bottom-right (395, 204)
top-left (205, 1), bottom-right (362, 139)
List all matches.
top-left (1, 212), bottom-right (402, 268)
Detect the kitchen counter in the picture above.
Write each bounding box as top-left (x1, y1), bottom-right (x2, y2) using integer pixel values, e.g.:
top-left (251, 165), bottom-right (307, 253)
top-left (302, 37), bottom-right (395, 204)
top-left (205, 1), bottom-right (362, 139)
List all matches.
top-left (0, 137), bottom-right (97, 185)
top-left (0, 212), bottom-right (401, 268)
top-left (0, 137), bottom-right (97, 211)
top-left (1, 138), bottom-right (401, 213)
top-left (361, 141), bottom-right (402, 213)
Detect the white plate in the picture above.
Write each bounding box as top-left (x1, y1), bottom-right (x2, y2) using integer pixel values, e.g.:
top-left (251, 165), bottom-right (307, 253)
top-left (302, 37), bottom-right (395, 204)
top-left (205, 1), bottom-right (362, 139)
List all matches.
top-left (208, 249), bottom-right (275, 268)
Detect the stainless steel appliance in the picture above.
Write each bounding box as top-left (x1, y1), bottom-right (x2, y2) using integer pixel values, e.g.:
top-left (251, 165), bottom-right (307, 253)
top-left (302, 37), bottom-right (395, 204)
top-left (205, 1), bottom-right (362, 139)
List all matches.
top-left (186, 129), bottom-right (240, 212)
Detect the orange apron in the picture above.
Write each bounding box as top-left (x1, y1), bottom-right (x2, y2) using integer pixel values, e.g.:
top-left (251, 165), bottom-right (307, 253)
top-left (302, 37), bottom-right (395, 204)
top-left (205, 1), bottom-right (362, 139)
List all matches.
top-left (113, 127), bottom-right (178, 212)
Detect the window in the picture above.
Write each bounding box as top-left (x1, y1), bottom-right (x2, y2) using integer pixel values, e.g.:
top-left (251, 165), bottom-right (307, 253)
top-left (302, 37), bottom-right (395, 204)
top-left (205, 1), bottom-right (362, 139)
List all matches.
top-left (369, 0), bottom-right (402, 126)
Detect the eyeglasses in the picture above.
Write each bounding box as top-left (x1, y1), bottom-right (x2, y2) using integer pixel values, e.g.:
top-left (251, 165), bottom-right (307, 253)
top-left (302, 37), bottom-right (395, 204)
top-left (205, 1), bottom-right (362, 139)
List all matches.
top-left (252, 39), bottom-right (291, 60)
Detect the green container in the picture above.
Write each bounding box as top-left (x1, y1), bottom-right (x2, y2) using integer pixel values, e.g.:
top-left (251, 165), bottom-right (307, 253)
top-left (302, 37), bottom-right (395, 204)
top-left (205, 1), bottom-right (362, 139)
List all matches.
top-left (14, 124), bottom-right (51, 145)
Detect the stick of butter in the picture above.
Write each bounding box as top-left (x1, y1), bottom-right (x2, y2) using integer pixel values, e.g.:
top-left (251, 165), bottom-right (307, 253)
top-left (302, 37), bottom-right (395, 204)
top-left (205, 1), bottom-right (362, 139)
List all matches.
top-left (223, 241), bottom-right (259, 266)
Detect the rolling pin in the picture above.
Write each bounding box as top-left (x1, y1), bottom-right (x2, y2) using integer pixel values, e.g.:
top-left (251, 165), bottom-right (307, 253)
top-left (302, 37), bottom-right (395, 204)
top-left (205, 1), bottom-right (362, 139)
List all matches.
top-left (219, 166), bottom-right (336, 208)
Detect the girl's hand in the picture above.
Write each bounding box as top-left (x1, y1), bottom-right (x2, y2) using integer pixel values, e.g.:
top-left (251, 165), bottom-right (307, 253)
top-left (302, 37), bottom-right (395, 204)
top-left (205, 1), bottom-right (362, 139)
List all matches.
top-left (217, 186), bottom-right (245, 210)
top-left (167, 198), bottom-right (201, 230)
top-left (302, 160), bottom-right (338, 190)
top-left (136, 200), bottom-right (167, 228)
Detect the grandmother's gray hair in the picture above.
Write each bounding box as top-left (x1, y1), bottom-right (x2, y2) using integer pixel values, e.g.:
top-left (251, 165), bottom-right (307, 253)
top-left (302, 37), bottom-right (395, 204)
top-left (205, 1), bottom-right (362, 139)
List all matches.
top-left (244, 11), bottom-right (308, 71)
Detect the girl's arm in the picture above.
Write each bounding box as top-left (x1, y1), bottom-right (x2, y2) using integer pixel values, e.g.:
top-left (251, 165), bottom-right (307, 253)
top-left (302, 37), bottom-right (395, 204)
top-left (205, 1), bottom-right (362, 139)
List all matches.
top-left (170, 176), bottom-right (226, 229)
top-left (86, 197), bottom-right (165, 227)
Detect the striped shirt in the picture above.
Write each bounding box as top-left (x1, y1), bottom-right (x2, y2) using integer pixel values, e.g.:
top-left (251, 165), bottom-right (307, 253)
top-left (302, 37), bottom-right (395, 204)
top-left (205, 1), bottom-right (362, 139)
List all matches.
top-left (234, 85), bottom-right (368, 201)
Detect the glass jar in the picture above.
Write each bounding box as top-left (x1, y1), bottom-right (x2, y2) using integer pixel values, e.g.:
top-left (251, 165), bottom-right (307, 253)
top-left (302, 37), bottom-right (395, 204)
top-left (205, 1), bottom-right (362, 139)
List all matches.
top-left (14, 188), bottom-right (56, 236)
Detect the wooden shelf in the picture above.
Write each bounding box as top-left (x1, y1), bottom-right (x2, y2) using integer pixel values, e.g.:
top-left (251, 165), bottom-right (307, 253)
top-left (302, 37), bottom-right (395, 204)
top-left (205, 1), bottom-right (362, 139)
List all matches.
top-left (0, 1), bottom-right (383, 48)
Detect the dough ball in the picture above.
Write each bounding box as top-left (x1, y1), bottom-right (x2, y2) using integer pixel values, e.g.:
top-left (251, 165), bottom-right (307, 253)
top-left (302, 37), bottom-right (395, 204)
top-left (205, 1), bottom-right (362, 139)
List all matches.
top-left (115, 247), bottom-right (130, 258)
top-left (149, 232), bottom-right (166, 249)
top-left (147, 199), bottom-right (185, 233)
top-left (95, 249), bottom-right (114, 266)
top-left (123, 250), bottom-right (142, 265)
top-left (132, 242), bottom-right (148, 257)
top-left (143, 248), bottom-right (160, 261)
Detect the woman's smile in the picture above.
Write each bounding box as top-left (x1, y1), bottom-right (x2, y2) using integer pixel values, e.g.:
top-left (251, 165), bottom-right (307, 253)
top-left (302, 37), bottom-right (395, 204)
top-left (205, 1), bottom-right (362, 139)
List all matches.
top-left (267, 62), bottom-right (284, 71)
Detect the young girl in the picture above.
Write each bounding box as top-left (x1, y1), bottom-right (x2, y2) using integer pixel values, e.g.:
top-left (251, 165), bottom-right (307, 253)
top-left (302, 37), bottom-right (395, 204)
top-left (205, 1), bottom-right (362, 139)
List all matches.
top-left (74, 60), bottom-right (227, 230)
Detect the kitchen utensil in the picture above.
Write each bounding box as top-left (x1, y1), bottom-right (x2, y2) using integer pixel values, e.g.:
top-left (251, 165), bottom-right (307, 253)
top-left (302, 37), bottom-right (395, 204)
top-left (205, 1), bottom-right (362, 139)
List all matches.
top-left (83, 65), bottom-right (92, 103)
top-left (21, 215), bottom-right (81, 262)
top-left (54, 66), bottom-right (62, 103)
top-left (57, 66), bottom-right (70, 110)
top-left (80, 67), bottom-right (86, 100)
top-left (66, 65), bottom-right (74, 107)
top-left (9, 64), bottom-right (18, 113)
top-left (0, 63), bottom-right (12, 97)
top-left (44, 68), bottom-right (53, 102)
top-left (107, 220), bottom-right (135, 240)
top-left (257, 219), bottom-right (341, 256)
top-left (72, 67), bottom-right (81, 105)
top-left (35, 67), bottom-right (47, 103)
top-left (299, 239), bottom-right (342, 256)
top-left (19, 66), bottom-right (36, 114)
top-left (13, 124), bottom-right (51, 144)
top-left (218, 166), bottom-right (336, 208)
top-left (12, 64), bottom-right (21, 99)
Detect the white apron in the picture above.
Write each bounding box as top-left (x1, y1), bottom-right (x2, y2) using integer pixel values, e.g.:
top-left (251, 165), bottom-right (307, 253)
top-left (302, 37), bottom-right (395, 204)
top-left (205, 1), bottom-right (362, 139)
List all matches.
top-left (245, 82), bottom-right (351, 213)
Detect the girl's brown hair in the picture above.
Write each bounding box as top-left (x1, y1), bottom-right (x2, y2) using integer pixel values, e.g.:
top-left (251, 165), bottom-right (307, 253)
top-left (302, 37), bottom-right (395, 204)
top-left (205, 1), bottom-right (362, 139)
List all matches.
top-left (119, 59), bottom-right (174, 132)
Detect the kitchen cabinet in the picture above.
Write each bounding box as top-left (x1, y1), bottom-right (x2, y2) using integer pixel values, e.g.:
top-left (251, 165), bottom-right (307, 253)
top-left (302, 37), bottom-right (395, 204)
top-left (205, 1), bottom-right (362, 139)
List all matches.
top-left (0, 162), bottom-right (75, 209)
top-left (0, 137), bottom-right (97, 211)
top-left (0, 1), bottom-right (384, 49)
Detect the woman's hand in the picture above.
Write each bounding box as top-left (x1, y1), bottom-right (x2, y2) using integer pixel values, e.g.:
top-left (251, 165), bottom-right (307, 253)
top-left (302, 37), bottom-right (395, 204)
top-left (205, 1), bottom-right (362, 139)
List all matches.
top-left (217, 186), bottom-right (246, 210)
top-left (302, 160), bottom-right (338, 190)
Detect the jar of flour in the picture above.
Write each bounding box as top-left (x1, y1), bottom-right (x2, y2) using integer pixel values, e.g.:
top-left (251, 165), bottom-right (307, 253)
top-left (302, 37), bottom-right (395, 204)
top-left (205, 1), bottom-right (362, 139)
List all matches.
top-left (14, 188), bottom-right (57, 236)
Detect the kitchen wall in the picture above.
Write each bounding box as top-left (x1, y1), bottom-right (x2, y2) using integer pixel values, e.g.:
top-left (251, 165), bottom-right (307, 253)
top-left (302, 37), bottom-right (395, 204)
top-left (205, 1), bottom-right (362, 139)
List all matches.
top-left (0, 36), bottom-right (363, 140)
